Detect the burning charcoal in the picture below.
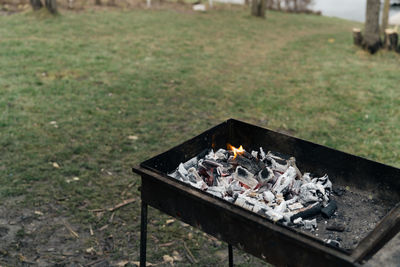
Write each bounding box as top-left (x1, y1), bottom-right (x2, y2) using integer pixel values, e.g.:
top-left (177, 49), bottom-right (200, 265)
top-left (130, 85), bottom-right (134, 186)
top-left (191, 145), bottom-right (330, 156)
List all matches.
top-left (227, 181), bottom-right (242, 196)
top-left (291, 180), bottom-right (303, 195)
top-left (257, 167), bottom-right (274, 185)
top-left (272, 166), bottom-right (297, 194)
top-left (224, 196), bottom-right (236, 203)
top-left (283, 212), bottom-right (294, 224)
top-left (268, 157), bottom-right (289, 173)
top-left (287, 157), bottom-right (302, 179)
top-left (293, 217), bottom-right (303, 225)
top-left (302, 173), bottom-right (313, 183)
top-left (205, 150), bottom-right (216, 160)
top-left (299, 183), bottom-right (319, 204)
top-left (321, 200), bottom-right (337, 218)
top-left (267, 151), bottom-right (292, 161)
top-left (234, 195), bottom-right (254, 211)
top-left (177, 163), bottom-right (189, 180)
top-left (275, 193), bottom-right (285, 204)
top-left (214, 149), bottom-right (228, 160)
top-left (265, 208), bottom-right (284, 222)
top-left (288, 202), bottom-right (303, 211)
top-left (290, 202), bottom-right (322, 222)
top-left (326, 223), bottom-right (345, 232)
top-left (253, 202), bottom-right (268, 213)
top-left (314, 183), bottom-right (329, 206)
top-left (168, 170), bottom-right (180, 180)
top-left (266, 151), bottom-right (292, 172)
top-left (171, 143), bottom-right (337, 234)
top-left (183, 157), bottom-right (198, 170)
top-left (233, 166), bottom-right (259, 189)
top-left (212, 168), bottom-right (220, 186)
top-left (229, 154), bottom-right (263, 175)
top-left (203, 159), bottom-right (223, 168)
top-left (190, 180), bottom-right (208, 190)
top-left (259, 147), bottom-right (267, 161)
top-left (274, 201), bottom-right (287, 214)
top-left (285, 195), bottom-right (299, 205)
top-left (303, 219), bottom-right (317, 230)
top-left (187, 167), bottom-right (201, 183)
top-left (197, 149), bottom-right (211, 160)
top-left (206, 186), bottom-right (225, 198)
top-left (312, 174), bottom-right (332, 195)
top-left (262, 190), bottom-right (275, 203)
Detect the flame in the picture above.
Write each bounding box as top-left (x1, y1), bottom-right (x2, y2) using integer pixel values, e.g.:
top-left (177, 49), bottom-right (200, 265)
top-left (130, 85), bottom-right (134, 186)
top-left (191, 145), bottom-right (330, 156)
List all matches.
top-left (227, 144), bottom-right (245, 159)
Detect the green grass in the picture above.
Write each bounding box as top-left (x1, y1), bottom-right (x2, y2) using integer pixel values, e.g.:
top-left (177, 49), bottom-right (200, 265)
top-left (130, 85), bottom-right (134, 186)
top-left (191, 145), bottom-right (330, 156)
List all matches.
top-left (0, 6), bottom-right (399, 265)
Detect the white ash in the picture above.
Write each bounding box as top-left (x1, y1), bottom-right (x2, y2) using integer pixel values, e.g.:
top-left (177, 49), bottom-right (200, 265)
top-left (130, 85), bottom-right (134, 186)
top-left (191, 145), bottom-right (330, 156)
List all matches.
top-left (303, 218), bottom-right (318, 230)
top-left (169, 146), bottom-right (335, 231)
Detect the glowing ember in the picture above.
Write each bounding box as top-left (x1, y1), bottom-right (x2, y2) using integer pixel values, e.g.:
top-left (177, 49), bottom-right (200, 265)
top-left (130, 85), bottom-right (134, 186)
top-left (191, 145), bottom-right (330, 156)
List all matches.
top-left (227, 144), bottom-right (245, 159)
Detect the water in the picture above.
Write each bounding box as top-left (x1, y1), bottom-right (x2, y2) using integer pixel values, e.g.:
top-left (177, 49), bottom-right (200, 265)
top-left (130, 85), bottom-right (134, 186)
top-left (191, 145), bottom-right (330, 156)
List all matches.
top-left (312, 0), bottom-right (400, 22)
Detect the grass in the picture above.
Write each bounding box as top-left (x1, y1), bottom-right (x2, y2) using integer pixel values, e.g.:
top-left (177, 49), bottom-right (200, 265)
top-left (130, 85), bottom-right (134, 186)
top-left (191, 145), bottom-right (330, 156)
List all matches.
top-left (0, 5), bottom-right (399, 266)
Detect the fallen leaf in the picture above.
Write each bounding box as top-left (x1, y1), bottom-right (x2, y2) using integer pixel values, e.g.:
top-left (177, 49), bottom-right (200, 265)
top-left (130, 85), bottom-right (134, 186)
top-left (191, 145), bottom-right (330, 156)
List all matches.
top-left (172, 251), bottom-right (182, 261)
top-left (52, 162), bottom-right (60, 168)
top-left (328, 38), bottom-right (335, 43)
top-left (131, 261), bottom-right (154, 267)
top-left (159, 241), bottom-right (175, 247)
top-left (128, 135), bottom-right (138, 140)
top-left (116, 260), bottom-right (129, 267)
top-left (73, 177), bottom-right (80, 181)
top-left (86, 247), bottom-right (95, 254)
top-left (166, 219), bottom-right (175, 225)
top-left (49, 121), bottom-right (57, 125)
top-left (99, 224), bottom-right (108, 231)
top-left (163, 254), bottom-right (174, 264)
top-left (34, 211), bottom-right (44, 216)
top-left (188, 232), bottom-right (193, 239)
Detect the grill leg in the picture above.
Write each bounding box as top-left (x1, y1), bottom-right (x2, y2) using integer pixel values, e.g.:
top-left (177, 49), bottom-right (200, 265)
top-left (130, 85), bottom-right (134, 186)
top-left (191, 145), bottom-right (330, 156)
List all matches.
top-left (228, 244), bottom-right (233, 267)
top-left (140, 201), bottom-right (148, 267)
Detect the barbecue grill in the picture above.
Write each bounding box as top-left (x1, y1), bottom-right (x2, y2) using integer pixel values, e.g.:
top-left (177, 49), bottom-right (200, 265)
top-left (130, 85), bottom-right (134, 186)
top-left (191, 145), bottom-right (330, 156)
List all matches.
top-left (132, 119), bottom-right (400, 267)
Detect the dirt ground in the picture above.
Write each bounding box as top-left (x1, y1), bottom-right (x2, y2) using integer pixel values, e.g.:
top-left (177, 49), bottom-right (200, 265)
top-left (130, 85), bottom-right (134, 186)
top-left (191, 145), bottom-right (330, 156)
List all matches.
top-left (0, 195), bottom-right (270, 266)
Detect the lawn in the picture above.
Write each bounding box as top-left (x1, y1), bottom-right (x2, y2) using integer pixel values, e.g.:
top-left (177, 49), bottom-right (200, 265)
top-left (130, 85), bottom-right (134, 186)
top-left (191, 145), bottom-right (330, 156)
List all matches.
top-left (0, 5), bottom-right (399, 266)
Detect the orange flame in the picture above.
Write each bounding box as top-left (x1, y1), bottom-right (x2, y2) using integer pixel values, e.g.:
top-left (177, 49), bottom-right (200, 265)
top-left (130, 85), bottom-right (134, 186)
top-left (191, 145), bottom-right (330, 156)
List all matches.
top-left (227, 144), bottom-right (245, 159)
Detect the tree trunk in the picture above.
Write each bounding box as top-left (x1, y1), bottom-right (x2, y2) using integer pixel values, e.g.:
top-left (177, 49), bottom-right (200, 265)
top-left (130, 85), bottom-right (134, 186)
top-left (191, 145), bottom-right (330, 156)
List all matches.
top-left (95, 0), bottom-right (101, 5)
top-left (30, 0), bottom-right (43, 10)
top-left (381, 0), bottom-right (390, 33)
top-left (251, 0), bottom-right (266, 17)
top-left (284, 0), bottom-right (290, 11)
top-left (363, 0), bottom-right (381, 53)
top-left (266, 0), bottom-right (273, 10)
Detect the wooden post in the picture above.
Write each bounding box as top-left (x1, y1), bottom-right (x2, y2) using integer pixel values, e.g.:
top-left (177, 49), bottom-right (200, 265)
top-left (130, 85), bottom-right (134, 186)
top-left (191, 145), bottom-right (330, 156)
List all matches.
top-left (251, 0), bottom-right (266, 17)
top-left (353, 28), bottom-right (363, 46)
top-left (383, 29), bottom-right (399, 51)
top-left (45, 0), bottom-right (57, 14)
top-left (30, 0), bottom-right (43, 10)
